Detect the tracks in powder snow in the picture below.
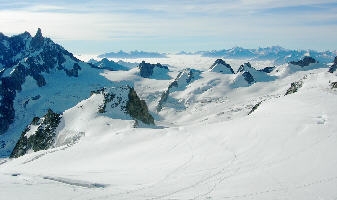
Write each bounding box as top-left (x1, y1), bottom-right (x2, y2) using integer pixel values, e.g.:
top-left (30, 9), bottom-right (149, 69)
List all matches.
top-left (3, 172), bottom-right (109, 189)
top-left (80, 134), bottom-right (241, 200)
top-left (42, 176), bottom-right (108, 188)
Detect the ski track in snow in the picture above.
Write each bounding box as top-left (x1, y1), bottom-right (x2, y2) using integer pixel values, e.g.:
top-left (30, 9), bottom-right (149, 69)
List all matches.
top-left (42, 176), bottom-right (108, 188)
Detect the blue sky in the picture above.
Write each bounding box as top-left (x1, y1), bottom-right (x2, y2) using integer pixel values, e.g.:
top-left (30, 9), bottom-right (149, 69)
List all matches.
top-left (0, 0), bottom-right (336, 54)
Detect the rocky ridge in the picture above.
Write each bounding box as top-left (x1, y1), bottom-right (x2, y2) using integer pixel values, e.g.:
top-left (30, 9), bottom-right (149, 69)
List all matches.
top-left (0, 29), bottom-right (84, 135)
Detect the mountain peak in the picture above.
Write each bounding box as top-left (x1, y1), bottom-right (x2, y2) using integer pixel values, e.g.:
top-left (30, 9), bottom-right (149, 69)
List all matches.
top-left (138, 61), bottom-right (169, 78)
top-left (35, 28), bottom-right (43, 38)
top-left (209, 59), bottom-right (234, 74)
top-left (31, 28), bottom-right (44, 50)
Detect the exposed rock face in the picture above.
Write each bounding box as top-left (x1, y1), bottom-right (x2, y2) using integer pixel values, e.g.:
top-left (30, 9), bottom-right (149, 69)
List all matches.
top-left (209, 59), bottom-right (234, 74)
top-left (330, 82), bottom-right (337, 89)
top-left (328, 57), bottom-right (337, 73)
top-left (258, 66), bottom-right (275, 73)
top-left (290, 56), bottom-right (317, 67)
top-left (248, 101), bottom-right (262, 115)
top-left (30, 28), bottom-right (44, 50)
top-left (138, 61), bottom-right (168, 78)
top-left (0, 29), bottom-right (84, 135)
top-left (126, 88), bottom-right (154, 125)
top-left (285, 80), bottom-right (303, 95)
top-left (157, 68), bottom-right (201, 112)
top-left (89, 58), bottom-right (128, 71)
top-left (94, 86), bottom-right (154, 125)
top-left (235, 63), bottom-right (256, 84)
top-left (10, 109), bottom-right (61, 158)
top-left (242, 71), bottom-right (255, 84)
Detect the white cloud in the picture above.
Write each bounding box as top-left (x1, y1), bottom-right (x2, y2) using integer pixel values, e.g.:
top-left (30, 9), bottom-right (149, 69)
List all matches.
top-left (0, 0), bottom-right (336, 52)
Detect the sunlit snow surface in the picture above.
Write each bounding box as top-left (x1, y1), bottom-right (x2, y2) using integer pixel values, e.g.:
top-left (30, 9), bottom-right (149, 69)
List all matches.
top-left (1, 54), bottom-right (337, 200)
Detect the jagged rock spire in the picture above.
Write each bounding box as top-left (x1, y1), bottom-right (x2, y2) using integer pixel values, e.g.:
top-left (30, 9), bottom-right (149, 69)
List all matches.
top-left (35, 28), bottom-right (43, 38)
top-left (31, 28), bottom-right (44, 50)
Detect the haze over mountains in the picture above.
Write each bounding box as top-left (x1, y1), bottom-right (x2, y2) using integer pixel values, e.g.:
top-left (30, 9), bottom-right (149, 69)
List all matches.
top-left (1, 29), bottom-right (337, 200)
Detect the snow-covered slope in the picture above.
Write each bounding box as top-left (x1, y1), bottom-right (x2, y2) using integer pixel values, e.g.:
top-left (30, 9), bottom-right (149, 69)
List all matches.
top-left (10, 86), bottom-right (154, 158)
top-left (270, 56), bottom-right (328, 78)
top-left (157, 68), bottom-right (202, 112)
top-left (1, 66), bottom-right (337, 200)
top-left (1, 32), bottom-right (337, 200)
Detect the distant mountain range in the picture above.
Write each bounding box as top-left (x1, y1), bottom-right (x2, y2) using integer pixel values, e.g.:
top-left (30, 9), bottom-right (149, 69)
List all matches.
top-left (98, 47), bottom-right (336, 65)
top-left (98, 50), bottom-right (167, 59)
top-left (182, 46), bottom-right (337, 64)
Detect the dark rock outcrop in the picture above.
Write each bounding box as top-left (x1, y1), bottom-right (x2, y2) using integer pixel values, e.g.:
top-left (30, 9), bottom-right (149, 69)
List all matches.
top-left (30, 28), bottom-right (44, 50)
top-left (258, 66), bottom-right (275, 73)
top-left (138, 61), bottom-right (168, 78)
top-left (285, 80), bottom-right (303, 95)
top-left (126, 87), bottom-right (154, 125)
top-left (242, 71), bottom-right (255, 84)
top-left (10, 109), bottom-right (61, 158)
top-left (290, 56), bottom-right (317, 67)
top-left (328, 57), bottom-right (337, 73)
top-left (248, 101), bottom-right (262, 115)
top-left (237, 62), bottom-right (253, 73)
top-left (94, 86), bottom-right (154, 125)
top-left (330, 82), bottom-right (337, 89)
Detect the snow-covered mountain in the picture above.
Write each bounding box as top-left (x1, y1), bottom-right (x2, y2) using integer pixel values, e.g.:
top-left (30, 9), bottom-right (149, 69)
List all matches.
top-left (208, 59), bottom-right (235, 74)
top-left (198, 46), bottom-right (336, 64)
top-left (0, 29), bottom-right (116, 156)
top-left (10, 86), bottom-right (154, 158)
top-left (88, 58), bottom-right (129, 71)
top-left (1, 29), bottom-right (337, 200)
top-left (98, 50), bottom-right (167, 59)
top-left (138, 61), bottom-right (170, 80)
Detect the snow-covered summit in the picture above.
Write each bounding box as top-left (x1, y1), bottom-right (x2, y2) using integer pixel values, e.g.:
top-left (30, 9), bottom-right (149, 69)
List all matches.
top-left (89, 58), bottom-right (128, 71)
top-left (237, 62), bottom-right (276, 82)
top-left (157, 68), bottom-right (201, 112)
top-left (209, 59), bottom-right (235, 74)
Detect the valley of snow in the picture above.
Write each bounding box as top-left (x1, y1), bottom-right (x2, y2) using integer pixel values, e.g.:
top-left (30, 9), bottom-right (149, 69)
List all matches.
top-left (1, 54), bottom-right (337, 200)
